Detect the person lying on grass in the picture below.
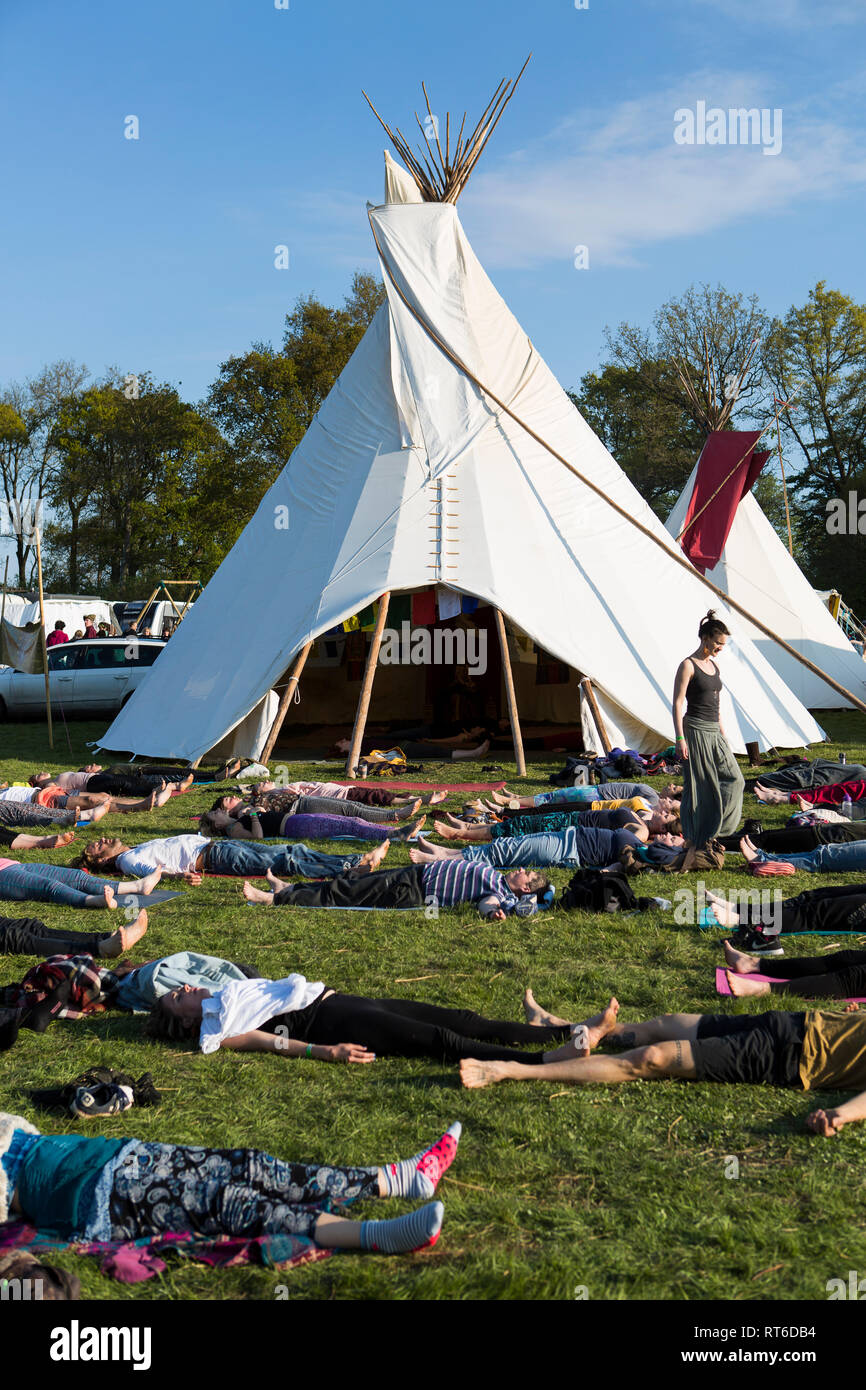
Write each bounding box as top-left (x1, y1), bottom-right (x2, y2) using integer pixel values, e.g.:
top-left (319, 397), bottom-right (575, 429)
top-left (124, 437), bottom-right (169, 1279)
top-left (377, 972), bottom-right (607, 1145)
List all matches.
top-left (201, 792), bottom-right (422, 840)
top-left (408, 823), bottom-right (678, 872)
top-left (29, 768), bottom-right (193, 799)
top-left (0, 781), bottom-right (164, 823)
top-left (738, 835), bottom-right (866, 876)
top-left (0, 857), bottom-right (162, 910)
top-left (432, 807), bottom-right (669, 843)
top-left (74, 831), bottom-right (396, 885)
top-left (241, 856), bottom-right (550, 919)
top-left (0, 825), bottom-right (76, 853)
top-left (145, 975), bottom-right (603, 1066)
top-left (721, 939), bottom-right (866, 1004)
top-left (199, 807), bottom-right (426, 844)
top-left (702, 883), bottom-right (866, 955)
top-left (481, 782), bottom-right (681, 813)
top-left (246, 779), bottom-right (447, 807)
top-left (0, 1111), bottom-right (459, 1255)
top-left (754, 778), bottom-right (866, 809)
top-left (457, 995), bottom-right (866, 1134)
top-left (0, 909), bottom-right (149, 962)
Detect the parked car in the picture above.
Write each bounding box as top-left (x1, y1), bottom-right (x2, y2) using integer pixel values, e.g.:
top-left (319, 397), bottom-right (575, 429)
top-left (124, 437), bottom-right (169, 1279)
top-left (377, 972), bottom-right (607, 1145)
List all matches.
top-left (0, 638), bottom-right (165, 719)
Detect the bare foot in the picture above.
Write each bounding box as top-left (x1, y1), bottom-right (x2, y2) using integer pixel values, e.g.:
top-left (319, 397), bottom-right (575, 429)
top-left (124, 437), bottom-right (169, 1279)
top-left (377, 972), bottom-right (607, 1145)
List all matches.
top-left (452, 738), bottom-right (490, 760)
top-left (704, 890), bottom-right (739, 928)
top-left (42, 830), bottom-right (75, 849)
top-left (153, 785), bottom-right (173, 808)
top-left (360, 839), bottom-right (390, 871)
top-left (243, 880), bottom-right (274, 904)
top-left (432, 819), bottom-right (463, 840)
top-left (104, 885), bottom-right (117, 910)
top-left (83, 800), bottom-right (110, 824)
top-left (581, 997), bottom-right (620, 1049)
top-left (739, 835), bottom-right (759, 863)
top-left (523, 987), bottom-right (571, 1028)
top-left (140, 867), bottom-right (163, 896)
top-left (460, 1058), bottom-right (511, 1089)
top-left (444, 812), bottom-right (467, 828)
top-left (100, 910), bottom-right (149, 957)
top-left (178, 773), bottom-right (194, 791)
top-left (394, 816), bottom-right (426, 841)
top-left (427, 791), bottom-right (447, 805)
top-left (754, 784), bottom-right (786, 804)
top-left (725, 970), bottom-right (770, 998)
top-left (265, 867), bottom-right (291, 894)
top-left (722, 939), bottom-right (761, 973)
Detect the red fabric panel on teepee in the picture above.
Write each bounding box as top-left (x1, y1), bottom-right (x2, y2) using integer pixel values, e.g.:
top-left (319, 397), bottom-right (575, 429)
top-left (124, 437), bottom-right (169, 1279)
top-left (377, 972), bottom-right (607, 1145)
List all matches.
top-left (678, 432), bottom-right (769, 574)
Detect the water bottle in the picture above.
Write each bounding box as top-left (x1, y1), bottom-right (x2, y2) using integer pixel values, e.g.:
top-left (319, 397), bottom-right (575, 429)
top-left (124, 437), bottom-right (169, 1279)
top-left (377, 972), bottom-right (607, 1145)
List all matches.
top-left (843, 795), bottom-right (853, 819)
top-left (839, 752), bottom-right (846, 766)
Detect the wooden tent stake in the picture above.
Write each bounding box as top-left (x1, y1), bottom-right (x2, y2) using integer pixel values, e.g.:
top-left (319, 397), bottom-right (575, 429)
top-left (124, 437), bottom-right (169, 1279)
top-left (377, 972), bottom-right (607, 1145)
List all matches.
top-left (367, 211), bottom-right (866, 716)
top-left (261, 640), bottom-right (314, 765)
top-left (493, 608), bottom-right (526, 776)
top-left (345, 594), bottom-right (391, 777)
top-left (35, 528), bottom-right (53, 749)
top-left (580, 678), bottom-right (611, 755)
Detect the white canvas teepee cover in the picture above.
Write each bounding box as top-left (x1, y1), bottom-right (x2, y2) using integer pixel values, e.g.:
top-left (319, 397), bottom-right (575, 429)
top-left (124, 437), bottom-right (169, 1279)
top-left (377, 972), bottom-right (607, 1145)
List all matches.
top-left (98, 173), bottom-right (826, 761)
top-left (667, 464), bottom-right (866, 710)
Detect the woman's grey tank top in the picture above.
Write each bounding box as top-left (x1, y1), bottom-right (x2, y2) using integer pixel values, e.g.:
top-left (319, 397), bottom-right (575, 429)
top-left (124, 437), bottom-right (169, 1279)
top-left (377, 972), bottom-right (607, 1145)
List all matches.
top-left (685, 660), bottom-right (721, 722)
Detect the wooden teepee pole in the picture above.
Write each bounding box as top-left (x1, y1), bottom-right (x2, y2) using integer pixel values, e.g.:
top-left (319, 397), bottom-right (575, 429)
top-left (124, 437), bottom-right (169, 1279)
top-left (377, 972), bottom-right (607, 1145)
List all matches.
top-left (580, 678), bottom-right (612, 755)
top-left (260, 640), bottom-right (314, 765)
top-left (35, 527), bottom-right (53, 749)
top-left (345, 595), bottom-right (391, 777)
top-left (493, 608), bottom-right (526, 776)
top-left (774, 402), bottom-right (794, 556)
top-left (367, 211), bottom-right (866, 715)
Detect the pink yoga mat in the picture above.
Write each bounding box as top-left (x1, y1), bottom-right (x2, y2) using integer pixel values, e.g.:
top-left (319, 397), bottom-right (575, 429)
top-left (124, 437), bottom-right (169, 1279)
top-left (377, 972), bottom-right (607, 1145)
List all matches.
top-left (715, 966), bottom-right (866, 1003)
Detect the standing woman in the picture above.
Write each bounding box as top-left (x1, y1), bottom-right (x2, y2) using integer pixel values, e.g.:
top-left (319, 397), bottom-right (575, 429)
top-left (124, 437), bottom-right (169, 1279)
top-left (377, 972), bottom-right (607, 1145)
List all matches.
top-left (672, 611), bottom-right (744, 850)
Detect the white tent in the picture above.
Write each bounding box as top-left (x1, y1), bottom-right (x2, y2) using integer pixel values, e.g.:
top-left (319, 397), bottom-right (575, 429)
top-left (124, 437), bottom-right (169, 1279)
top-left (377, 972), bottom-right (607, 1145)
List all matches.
top-left (667, 465), bottom-right (866, 710)
top-left (98, 157), bottom-right (826, 762)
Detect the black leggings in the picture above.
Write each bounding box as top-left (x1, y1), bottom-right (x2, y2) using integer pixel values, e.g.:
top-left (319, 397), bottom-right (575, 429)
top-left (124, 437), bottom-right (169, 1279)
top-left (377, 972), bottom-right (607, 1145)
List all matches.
top-left (0, 916), bottom-right (109, 958)
top-left (761, 949), bottom-right (866, 1000)
top-left (719, 826), bottom-right (866, 853)
top-left (87, 773), bottom-right (163, 796)
top-left (742, 883), bottom-right (866, 934)
top-left (282, 991), bottom-right (570, 1064)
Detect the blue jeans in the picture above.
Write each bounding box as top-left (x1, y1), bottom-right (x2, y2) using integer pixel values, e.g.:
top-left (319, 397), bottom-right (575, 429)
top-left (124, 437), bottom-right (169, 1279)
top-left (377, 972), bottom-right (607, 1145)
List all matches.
top-left (462, 829), bottom-right (581, 868)
top-left (0, 863), bottom-right (121, 908)
top-left (757, 842), bottom-right (866, 874)
top-left (204, 841), bottom-right (362, 877)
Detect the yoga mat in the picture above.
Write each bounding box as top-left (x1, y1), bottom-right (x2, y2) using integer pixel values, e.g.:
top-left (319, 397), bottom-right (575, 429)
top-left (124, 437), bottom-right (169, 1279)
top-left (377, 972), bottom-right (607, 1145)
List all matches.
top-left (715, 965), bottom-right (866, 1003)
top-left (331, 780), bottom-right (506, 792)
top-left (115, 890), bottom-right (184, 909)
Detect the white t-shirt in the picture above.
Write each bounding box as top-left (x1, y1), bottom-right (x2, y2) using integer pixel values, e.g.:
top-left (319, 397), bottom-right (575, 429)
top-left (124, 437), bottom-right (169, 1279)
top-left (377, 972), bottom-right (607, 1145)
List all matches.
top-left (0, 787), bottom-right (35, 802)
top-left (199, 975), bottom-right (325, 1054)
top-left (116, 834), bottom-right (210, 878)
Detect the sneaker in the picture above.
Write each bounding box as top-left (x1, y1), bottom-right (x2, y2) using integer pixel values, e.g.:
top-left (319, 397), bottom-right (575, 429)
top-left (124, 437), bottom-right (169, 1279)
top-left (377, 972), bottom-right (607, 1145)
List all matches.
top-left (729, 927), bottom-right (785, 957)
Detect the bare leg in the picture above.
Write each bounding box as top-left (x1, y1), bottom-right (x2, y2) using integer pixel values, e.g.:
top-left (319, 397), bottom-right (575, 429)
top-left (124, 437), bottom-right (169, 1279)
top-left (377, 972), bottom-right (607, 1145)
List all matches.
top-left (10, 831), bottom-right (76, 851)
top-left (607, 1013), bottom-right (704, 1049)
top-left (409, 839), bottom-right (462, 864)
top-left (460, 1038), bottom-right (698, 1089)
top-left (433, 819), bottom-right (491, 842)
top-left (115, 868), bottom-right (163, 896)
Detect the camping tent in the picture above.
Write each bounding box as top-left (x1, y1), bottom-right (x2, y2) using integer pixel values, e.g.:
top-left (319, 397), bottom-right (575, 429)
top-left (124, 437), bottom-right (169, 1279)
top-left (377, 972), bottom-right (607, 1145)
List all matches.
top-left (667, 436), bottom-right (866, 710)
top-left (98, 130), bottom-right (827, 762)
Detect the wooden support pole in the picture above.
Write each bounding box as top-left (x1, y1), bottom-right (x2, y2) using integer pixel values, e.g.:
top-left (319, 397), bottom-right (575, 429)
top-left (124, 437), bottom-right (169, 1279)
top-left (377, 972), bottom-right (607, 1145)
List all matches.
top-left (345, 595), bottom-right (391, 777)
top-left (261, 640), bottom-right (314, 765)
top-left (493, 608), bottom-right (526, 777)
top-left (35, 528), bottom-right (53, 749)
top-left (580, 678), bottom-right (611, 755)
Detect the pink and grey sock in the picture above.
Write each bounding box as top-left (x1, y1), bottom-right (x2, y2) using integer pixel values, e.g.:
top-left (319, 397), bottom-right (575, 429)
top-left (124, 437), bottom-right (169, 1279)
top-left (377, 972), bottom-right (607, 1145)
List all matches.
top-left (380, 1122), bottom-right (462, 1199)
top-left (360, 1201), bottom-right (444, 1254)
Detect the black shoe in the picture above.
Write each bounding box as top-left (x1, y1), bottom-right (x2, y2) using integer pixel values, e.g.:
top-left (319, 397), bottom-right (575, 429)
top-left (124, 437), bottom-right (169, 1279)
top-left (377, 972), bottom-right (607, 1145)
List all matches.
top-left (742, 819), bottom-right (764, 838)
top-left (729, 927), bottom-right (785, 957)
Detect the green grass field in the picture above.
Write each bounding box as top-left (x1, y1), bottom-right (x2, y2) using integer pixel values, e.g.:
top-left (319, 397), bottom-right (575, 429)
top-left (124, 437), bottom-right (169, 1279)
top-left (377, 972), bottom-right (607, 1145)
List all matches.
top-left (2, 714), bottom-right (866, 1302)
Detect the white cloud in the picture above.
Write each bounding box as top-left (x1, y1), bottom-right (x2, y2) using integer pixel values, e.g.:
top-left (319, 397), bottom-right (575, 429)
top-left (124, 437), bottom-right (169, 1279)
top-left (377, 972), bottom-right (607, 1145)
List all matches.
top-left (457, 73), bottom-right (866, 270)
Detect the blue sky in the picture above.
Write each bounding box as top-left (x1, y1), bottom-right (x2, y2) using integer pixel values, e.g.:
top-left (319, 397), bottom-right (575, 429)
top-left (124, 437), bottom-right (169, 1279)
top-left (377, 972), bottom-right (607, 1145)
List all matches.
top-left (1, 0), bottom-right (865, 410)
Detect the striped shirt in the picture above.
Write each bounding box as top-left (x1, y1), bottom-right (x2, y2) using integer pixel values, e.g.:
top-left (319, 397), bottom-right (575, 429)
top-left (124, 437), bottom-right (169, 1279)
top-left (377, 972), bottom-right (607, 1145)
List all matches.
top-left (420, 861), bottom-right (521, 917)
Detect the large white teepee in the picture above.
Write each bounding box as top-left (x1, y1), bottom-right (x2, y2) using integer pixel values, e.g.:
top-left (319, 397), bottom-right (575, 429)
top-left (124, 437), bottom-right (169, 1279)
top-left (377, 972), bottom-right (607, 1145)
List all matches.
top-left (667, 459), bottom-right (866, 711)
top-left (98, 156), bottom-right (826, 762)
